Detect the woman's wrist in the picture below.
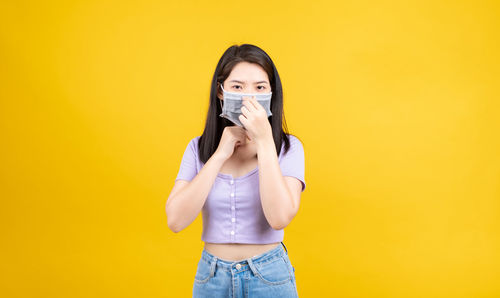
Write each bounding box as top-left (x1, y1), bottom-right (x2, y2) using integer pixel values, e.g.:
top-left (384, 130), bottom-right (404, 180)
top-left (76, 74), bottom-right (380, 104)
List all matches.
top-left (256, 134), bottom-right (275, 155)
top-left (212, 150), bottom-right (229, 164)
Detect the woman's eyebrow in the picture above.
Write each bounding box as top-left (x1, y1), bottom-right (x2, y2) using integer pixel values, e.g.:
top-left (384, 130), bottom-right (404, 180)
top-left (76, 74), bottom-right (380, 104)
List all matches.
top-left (228, 80), bottom-right (269, 84)
top-left (228, 80), bottom-right (245, 84)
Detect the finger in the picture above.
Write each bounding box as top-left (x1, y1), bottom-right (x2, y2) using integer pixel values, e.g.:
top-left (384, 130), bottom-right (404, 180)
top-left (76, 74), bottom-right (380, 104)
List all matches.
top-left (249, 96), bottom-right (262, 111)
top-left (233, 132), bottom-right (246, 145)
top-left (242, 128), bottom-right (252, 141)
top-left (234, 125), bottom-right (246, 132)
top-left (235, 126), bottom-right (247, 137)
top-left (238, 114), bottom-right (248, 128)
top-left (235, 133), bottom-right (246, 143)
top-left (242, 96), bottom-right (257, 111)
top-left (242, 97), bottom-right (257, 112)
top-left (240, 105), bottom-right (251, 117)
top-left (231, 126), bottom-right (246, 139)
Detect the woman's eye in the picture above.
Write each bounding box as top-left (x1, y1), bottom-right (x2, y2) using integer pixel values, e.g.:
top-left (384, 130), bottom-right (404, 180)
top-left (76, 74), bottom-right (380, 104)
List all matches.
top-left (257, 86), bottom-right (266, 90)
top-left (232, 85), bottom-right (242, 89)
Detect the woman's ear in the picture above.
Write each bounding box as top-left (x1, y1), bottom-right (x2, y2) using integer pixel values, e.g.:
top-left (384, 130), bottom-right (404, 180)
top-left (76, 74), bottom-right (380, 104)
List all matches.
top-left (217, 83), bottom-right (223, 100)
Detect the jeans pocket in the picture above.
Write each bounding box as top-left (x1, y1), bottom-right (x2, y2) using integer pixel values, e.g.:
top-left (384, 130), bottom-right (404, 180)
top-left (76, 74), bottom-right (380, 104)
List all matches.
top-left (283, 254), bottom-right (296, 275)
top-left (194, 258), bottom-right (214, 284)
top-left (254, 256), bottom-right (292, 285)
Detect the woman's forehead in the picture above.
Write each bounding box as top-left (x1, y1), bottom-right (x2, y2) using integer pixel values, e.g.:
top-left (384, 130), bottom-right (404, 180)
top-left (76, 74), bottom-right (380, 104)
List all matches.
top-left (227, 62), bottom-right (269, 82)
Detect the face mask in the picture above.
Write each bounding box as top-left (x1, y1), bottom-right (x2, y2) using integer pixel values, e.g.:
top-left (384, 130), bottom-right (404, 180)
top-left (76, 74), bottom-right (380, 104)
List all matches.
top-left (219, 84), bottom-right (273, 127)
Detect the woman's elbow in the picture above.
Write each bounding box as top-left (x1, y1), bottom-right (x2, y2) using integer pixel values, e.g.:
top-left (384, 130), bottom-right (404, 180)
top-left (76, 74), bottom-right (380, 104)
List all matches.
top-left (166, 205), bottom-right (182, 233)
top-left (269, 216), bottom-right (291, 230)
top-left (269, 210), bottom-right (297, 230)
top-left (167, 215), bottom-right (183, 233)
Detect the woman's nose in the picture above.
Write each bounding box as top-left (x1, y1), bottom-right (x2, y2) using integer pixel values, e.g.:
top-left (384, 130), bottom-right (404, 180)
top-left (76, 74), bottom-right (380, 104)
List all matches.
top-left (242, 87), bottom-right (258, 93)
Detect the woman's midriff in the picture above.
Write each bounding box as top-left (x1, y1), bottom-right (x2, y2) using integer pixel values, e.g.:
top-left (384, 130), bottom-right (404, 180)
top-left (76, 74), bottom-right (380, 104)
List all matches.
top-left (204, 242), bottom-right (281, 262)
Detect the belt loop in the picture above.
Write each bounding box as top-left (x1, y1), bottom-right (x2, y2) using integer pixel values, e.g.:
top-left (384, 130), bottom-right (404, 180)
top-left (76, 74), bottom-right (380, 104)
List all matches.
top-left (246, 257), bottom-right (259, 277)
top-left (281, 241), bottom-right (288, 254)
top-left (209, 257), bottom-right (217, 278)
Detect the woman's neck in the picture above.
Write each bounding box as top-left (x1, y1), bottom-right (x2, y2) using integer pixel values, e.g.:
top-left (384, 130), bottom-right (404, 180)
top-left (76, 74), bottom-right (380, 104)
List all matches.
top-left (234, 139), bottom-right (257, 160)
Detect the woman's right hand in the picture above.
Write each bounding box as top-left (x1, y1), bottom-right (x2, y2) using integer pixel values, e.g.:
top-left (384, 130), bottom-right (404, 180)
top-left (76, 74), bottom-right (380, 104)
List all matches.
top-left (214, 126), bottom-right (249, 161)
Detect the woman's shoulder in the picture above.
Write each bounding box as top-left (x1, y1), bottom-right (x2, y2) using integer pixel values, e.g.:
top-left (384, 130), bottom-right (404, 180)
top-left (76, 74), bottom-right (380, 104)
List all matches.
top-left (181, 136), bottom-right (202, 156)
top-left (285, 133), bottom-right (299, 141)
top-left (187, 135), bottom-right (201, 145)
top-left (284, 133), bottom-right (304, 147)
top-left (279, 134), bottom-right (304, 159)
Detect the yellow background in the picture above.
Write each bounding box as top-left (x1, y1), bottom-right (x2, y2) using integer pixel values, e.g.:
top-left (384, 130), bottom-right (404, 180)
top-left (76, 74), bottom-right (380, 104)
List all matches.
top-left (1, 0), bottom-right (499, 297)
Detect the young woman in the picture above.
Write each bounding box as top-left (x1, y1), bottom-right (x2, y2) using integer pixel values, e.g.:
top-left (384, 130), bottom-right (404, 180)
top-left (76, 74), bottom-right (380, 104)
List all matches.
top-left (166, 44), bottom-right (306, 297)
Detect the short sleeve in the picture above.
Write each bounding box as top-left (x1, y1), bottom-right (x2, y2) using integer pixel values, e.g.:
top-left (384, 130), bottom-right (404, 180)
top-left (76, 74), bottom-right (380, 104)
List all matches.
top-left (279, 135), bottom-right (306, 192)
top-left (175, 137), bottom-right (199, 182)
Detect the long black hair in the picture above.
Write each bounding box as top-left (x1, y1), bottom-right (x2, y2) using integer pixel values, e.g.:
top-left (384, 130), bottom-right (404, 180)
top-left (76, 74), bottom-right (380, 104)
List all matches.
top-left (198, 44), bottom-right (292, 164)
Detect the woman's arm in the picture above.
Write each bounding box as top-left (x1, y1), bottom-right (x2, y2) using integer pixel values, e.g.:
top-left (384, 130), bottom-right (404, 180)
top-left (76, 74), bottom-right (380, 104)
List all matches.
top-left (238, 96), bottom-right (303, 230)
top-left (165, 152), bottom-right (226, 233)
top-left (256, 137), bottom-right (302, 230)
top-left (167, 127), bottom-right (248, 233)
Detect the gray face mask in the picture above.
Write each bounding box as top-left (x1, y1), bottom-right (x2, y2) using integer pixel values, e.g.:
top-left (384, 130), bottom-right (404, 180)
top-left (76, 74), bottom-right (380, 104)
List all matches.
top-left (219, 84), bottom-right (273, 127)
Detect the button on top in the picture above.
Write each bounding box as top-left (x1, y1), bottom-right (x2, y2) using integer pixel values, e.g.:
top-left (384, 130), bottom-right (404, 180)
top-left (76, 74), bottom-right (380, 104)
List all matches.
top-left (230, 180), bottom-right (234, 185)
top-left (235, 263), bottom-right (242, 270)
top-left (230, 192), bottom-right (234, 197)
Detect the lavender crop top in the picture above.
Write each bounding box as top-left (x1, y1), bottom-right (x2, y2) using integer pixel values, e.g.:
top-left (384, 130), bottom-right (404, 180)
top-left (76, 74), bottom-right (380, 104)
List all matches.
top-left (173, 134), bottom-right (306, 244)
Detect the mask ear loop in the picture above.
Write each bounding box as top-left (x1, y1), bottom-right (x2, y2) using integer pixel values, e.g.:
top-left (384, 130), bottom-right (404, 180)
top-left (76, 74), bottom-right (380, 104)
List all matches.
top-left (218, 83), bottom-right (224, 110)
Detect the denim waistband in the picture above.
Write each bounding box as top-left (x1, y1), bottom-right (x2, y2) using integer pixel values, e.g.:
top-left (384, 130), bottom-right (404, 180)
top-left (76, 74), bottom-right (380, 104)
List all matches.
top-left (200, 242), bottom-right (288, 273)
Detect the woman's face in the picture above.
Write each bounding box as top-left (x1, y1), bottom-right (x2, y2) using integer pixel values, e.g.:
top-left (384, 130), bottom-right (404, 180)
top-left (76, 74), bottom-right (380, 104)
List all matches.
top-left (217, 61), bottom-right (271, 100)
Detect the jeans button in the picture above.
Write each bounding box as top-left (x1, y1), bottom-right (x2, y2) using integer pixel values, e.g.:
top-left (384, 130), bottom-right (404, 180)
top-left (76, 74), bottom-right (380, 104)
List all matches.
top-left (235, 263), bottom-right (241, 270)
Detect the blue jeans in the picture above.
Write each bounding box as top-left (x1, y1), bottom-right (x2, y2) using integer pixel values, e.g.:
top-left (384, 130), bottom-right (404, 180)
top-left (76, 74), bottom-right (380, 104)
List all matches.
top-left (193, 242), bottom-right (298, 297)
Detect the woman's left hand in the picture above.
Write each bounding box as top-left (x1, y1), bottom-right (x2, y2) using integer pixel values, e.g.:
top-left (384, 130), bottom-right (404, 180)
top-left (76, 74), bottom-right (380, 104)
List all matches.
top-left (238, 96), bottom-right (273, 144)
